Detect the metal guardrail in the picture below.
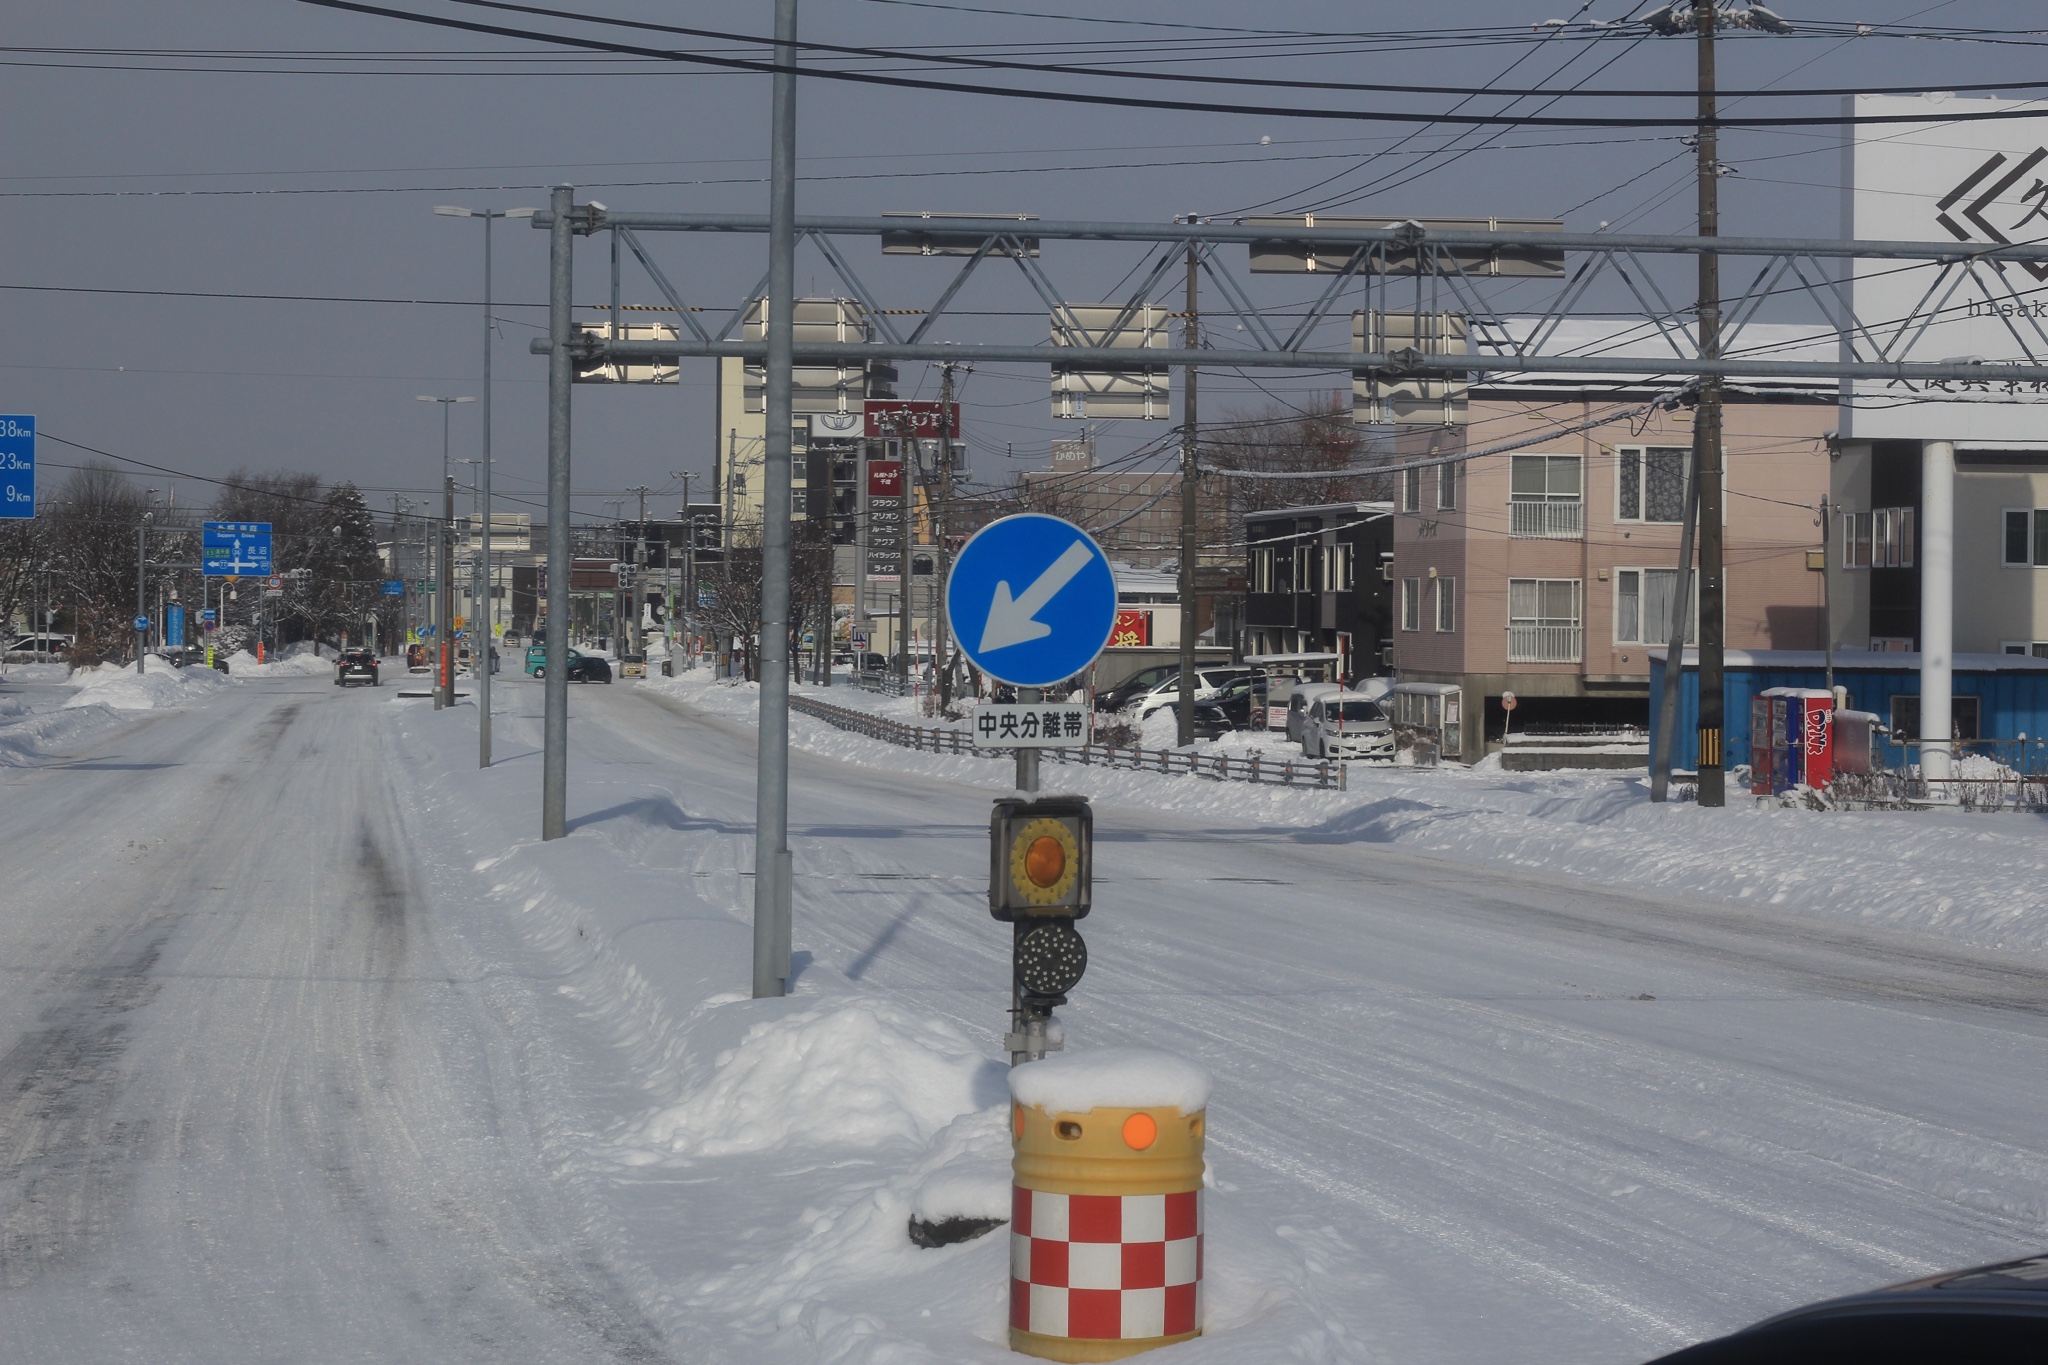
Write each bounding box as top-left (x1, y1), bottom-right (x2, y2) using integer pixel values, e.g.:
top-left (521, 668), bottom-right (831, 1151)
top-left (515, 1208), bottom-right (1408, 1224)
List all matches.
top-left (787, 694), bottom-right (1347, 790)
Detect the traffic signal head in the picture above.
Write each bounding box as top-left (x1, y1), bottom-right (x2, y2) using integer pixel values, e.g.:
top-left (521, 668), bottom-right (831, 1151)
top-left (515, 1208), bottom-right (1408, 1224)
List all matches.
top-left (989, 796), bottom-right (1092, 921)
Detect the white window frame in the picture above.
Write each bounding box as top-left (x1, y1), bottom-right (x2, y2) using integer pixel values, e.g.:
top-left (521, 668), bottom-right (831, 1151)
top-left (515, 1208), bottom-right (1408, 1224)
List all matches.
top-left (1615, 445), bottom-right (1689, 524)
top-left (1507, 577), bottom-right (1583, 663)
top-left (1843, 507), bottom-right (1915, 568)
top-left (1612, 566), bottom-right (1697, 646)
top-left (1509, 454), bottom-right (1584, 540)
top-left (1400, 577), bottom-right (1422, 631)
top-left (1401, 467), bottom-right (1421, 513)
top-left (1326, 543), bottom-right (1355, 593)
top-left (1436, 462), bottom-right (1457, 511)
top-left (1249, 546), bottom-right (1276, 594)
top-left (2002, 507), bottom-right (2048, 567)
top-left (1434, 576), bottom-right (1456, 633)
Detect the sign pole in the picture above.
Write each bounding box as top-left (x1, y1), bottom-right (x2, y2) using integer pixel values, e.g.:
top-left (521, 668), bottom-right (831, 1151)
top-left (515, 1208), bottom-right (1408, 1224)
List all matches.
top-left (751, 0), bottom-right (798, 999)
top-left (542, 184), bottom-right (573, 841)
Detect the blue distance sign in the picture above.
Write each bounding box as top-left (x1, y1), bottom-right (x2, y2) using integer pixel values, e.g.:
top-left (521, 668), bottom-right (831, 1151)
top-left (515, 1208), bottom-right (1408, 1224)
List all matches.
top-left (380, 579), bottom-right (405, 596)
top-left (202, 521), bottom-right (273, 577)
top-left (946, 513), bottom-right (1117, 688)
top-left (0, 415), bottom-right (33, 519)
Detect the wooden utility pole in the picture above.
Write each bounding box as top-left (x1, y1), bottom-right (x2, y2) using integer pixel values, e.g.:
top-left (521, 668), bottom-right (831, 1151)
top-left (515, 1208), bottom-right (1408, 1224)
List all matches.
top-left (1176, 226), bottom-right (1200, 746)
top-left (1694, 0), bottom-right (1727, 806)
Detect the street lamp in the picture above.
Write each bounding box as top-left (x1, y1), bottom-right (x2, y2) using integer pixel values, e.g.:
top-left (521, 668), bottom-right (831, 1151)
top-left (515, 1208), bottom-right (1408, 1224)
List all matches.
top-left (418, 394), bottom-right (475, 709)
top-left (435, 204), bottom-right (533, 766)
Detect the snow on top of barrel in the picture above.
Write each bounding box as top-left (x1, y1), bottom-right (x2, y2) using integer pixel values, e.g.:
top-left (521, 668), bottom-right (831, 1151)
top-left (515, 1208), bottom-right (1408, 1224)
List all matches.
top-left (1009, 1047), bottom-right (1212, 1115)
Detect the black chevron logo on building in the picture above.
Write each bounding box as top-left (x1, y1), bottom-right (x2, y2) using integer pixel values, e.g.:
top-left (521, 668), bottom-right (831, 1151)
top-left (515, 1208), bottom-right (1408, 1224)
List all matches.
top-left (1934, 148), bottom-right (2048, 281)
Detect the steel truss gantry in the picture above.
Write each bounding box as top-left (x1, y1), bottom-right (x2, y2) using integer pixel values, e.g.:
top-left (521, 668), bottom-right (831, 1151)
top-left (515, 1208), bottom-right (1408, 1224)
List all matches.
top-left (535, 207), bottom-right (2048, 387)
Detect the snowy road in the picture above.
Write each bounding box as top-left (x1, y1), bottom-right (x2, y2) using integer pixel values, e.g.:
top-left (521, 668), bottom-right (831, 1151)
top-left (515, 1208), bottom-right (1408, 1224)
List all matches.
top-left (0, 676), bottom-right (669, 1363)
top-left (3, 670), bottom-right (2045, 1364)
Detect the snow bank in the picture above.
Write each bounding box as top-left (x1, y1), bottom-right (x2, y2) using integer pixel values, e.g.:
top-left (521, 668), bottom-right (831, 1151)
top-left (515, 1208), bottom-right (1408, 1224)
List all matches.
top-left (63, 655), bottom-right (233, 711)
top-left (231, 646), bottom-right (337, 678)
top-left (1010, 1048), bottom-right (1213, 1115)
top-left (632, 996), bottom-right (1004, 1159)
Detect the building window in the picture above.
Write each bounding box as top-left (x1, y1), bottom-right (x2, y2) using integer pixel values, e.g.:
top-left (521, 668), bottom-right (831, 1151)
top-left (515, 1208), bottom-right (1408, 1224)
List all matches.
top-left (2002, 508), bottom-right (2048, 566)
top-left (1617, 446), bottom-right (1687, 523)
top-left (1249, 547), bottom-right (1275, 593)
top-left (1435, 576), bottom-right (1456, 632)
top-left (1507, 578), bottom-right (1582, 662)
top-left (1509, 455), bottom-right (1583, 539)
top-left (1889, 694), bottom-right (1980, 744)
top-left (1842, 508), bottom-right (1915, 568)
top-left (1400, 577), bottom-right (1422, 631)
top-left (1401, 468), bottom-right (1421, 513)
top-left (1436, 462), bottom-right (1457, 511)
top-left (1614, 567), bottom-right (1695, 645)
top-left (1291, 544), bottom-right (1315, 592)
top-left (2002, 641), bottom-right (2048, 658)
top-left (1326, 543), bottom-right (1355, 592)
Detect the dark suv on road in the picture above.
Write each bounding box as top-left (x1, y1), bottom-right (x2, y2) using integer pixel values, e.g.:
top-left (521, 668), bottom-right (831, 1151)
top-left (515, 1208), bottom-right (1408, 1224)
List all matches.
top-left (335, 650), bottom-right (380, 687)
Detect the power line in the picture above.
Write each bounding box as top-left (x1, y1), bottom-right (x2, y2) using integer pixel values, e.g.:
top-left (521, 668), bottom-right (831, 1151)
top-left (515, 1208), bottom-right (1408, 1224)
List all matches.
top-left (291, 0), bottom-right (2048, 130)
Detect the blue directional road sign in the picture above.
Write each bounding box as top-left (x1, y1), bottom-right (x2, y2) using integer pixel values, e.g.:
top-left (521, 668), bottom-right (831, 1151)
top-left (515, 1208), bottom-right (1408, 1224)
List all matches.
top-left (946, 513), bottom-right (1117, 688)
top-left (202, 521), bottom-right (273, 577)
top-left (379, 579), bottom-right (405, 596)
top-left (0, 415), bottom-right (33, 519)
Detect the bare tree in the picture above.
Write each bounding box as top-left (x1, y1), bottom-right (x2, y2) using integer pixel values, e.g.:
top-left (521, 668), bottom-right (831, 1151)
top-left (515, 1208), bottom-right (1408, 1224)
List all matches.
top-left (1202, 391), bottom-right (1392, 518)
top-left (697, 529), bottom-right (763, 681)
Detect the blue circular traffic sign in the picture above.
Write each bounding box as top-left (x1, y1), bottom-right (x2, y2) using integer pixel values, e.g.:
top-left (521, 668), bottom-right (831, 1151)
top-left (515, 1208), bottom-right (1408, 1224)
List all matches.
top-left (946, 514), bottom-right (1117, 688)
top-left (133, 616), bottom-right (151, 632)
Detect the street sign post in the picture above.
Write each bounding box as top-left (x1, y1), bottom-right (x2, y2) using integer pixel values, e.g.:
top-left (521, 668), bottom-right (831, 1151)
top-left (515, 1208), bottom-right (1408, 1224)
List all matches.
top-left (200, 608), bottom-right (217, 629)
top-left (946, 514), bottom-right (1118, 689)
top-left (202, 522), bottom-right (273, 577)
top-left (0, 415), bottom-right (34, 519)
top-left (133, 616), bottom-right (150, 633)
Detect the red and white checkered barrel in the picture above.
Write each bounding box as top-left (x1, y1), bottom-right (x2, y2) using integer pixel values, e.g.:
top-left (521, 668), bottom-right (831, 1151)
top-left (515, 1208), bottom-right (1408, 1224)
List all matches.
top-left (1009, 1099), bottom-right (1205, 1362)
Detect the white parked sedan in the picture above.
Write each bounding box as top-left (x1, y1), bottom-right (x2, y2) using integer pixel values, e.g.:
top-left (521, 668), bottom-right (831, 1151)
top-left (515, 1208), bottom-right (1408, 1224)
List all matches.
top-left (1301, 692), bottom-right (1396, 762)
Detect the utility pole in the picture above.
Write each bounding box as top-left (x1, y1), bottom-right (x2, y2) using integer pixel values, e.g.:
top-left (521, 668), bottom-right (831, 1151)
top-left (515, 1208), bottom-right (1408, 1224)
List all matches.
top-left (673, 469), bottom-right (695, 667)
top-left (628, 484), bottom-right (651, 658)
top-left (936, 362), bottom-right (957, 708)
top-left (1649, 445), bottom-right (1700, 802)
top-left (442, 473), bottom-right (457, 707)
top-left (1693, 0), bottom-right (1727, 806)
top-left (752, 0), bottom-right (798, 1000)
top-left (542, 183), bottom-right (574, 841)
top-left (135, 510), bottom-right (153, 674)
top-left (1176, 227), bottom-right (1200, 746)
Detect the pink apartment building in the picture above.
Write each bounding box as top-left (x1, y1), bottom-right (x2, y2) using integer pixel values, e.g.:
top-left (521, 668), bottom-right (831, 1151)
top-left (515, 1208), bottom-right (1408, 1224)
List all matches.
top-left (1388, 392), bottom-right (1835, 762)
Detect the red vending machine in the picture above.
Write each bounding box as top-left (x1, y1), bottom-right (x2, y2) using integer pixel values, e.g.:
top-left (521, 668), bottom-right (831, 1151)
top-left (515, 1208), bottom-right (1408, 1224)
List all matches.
top-left (1796, 690), bottom-right (1835, 788)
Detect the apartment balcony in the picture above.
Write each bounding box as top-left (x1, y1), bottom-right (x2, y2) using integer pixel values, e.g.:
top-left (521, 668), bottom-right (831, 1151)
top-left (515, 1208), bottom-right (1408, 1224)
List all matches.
top-left (1507, 623), bottom-right (1583, 664)
top-left (1509, 499), bottom-right (1583, 540)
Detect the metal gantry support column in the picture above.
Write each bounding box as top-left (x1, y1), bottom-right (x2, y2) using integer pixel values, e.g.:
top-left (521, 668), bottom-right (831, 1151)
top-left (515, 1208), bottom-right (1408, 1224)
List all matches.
top-left (1921, 440), bottom-right (1957, 791)
top-left (478, 208), bottom-right (495, 768)
top-left (751, 0), bottom-right (798, 1000)
top-left (1693, 0), bottom-right (1727, 807)
top-left (1177, 228), bottom-right (1199, 747)
top-left (442, 473), bottom-right (457, 708)
top-left (542, 183), bottom-right (574, 841)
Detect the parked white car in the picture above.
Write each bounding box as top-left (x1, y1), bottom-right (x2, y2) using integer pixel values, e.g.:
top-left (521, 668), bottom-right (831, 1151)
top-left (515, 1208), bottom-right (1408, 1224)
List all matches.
top-left (1284, 682), bottom-right (1344, 744)
top-left (1301, 692), bottom-right (1396, 762)
top-left (1128, 667), bottom-right (1251, 721)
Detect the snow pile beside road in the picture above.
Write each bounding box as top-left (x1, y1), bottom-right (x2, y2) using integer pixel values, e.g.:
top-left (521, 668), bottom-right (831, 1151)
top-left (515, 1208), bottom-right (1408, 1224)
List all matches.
top-left (63, 655), bottom-right (233, 711)
top-left (1010, 1048), bottom-right (1213, 1115)
top-left (231, 647), bottom-right (336, 678)
top-left (631, 996), bottom-right (1003, 1159)
top-left (651, 672), bottom-right (2048, 961)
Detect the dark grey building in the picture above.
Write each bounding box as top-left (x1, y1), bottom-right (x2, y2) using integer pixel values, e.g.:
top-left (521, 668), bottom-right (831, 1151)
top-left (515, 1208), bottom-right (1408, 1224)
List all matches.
top-left (1243, 501), bottom-right (1395, 678)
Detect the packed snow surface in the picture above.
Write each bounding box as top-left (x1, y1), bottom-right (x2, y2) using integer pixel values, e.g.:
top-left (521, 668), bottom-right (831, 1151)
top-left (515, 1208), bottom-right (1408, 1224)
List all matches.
top-left (1009, 1047), bottom-right (1214, 1115)
top-left (4, 663), bottom-right (2048, 1365)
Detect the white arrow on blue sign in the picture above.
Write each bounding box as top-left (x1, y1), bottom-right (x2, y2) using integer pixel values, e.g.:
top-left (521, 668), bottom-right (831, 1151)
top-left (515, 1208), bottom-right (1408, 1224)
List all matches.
top-left (133, 616), bottom-right (151, 632)
top-left (946, 513), bottom-right (1117, 688)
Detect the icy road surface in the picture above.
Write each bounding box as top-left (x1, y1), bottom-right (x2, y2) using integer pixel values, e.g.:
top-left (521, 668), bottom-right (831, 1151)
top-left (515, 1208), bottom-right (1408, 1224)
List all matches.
top-left (1, 668), bottom-right (2045, 1364)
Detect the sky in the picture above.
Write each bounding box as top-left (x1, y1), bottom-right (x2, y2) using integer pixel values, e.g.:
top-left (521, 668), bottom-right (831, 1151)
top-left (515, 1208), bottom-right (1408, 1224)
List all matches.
top-left (6, 0), bottom-right (2047, 524)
